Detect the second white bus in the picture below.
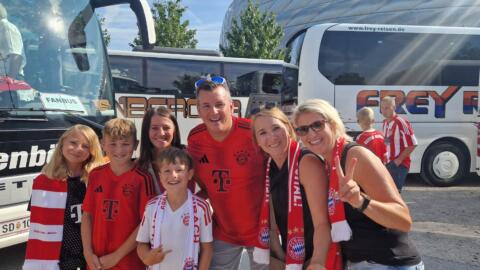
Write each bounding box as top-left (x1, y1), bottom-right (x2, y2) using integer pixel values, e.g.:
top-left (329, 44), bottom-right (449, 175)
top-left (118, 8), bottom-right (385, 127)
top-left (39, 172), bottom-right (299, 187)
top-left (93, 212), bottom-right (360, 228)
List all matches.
top-left (284, 23), bottom-right (480, 186)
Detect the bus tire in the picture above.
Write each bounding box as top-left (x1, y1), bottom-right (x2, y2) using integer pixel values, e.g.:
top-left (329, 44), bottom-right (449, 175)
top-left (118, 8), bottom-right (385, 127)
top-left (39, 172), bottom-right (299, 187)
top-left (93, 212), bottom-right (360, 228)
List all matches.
top-left (420, 142), bottom-right (468, 187)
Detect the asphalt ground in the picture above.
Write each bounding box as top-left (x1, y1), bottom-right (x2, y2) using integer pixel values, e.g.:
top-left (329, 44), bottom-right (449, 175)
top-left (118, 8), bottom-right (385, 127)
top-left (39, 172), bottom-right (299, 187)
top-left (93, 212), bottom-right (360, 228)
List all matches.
top-left (1, 175), bottom-right (479, 270)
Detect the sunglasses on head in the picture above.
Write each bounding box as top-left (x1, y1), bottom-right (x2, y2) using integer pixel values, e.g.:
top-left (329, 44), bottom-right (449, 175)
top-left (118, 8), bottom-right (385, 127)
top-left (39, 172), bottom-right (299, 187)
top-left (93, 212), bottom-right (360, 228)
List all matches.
top-left (194, 76), bottom-right (226, 89)
top-left (294, 119), bottom-right (328, 136)
top-left (249, 102), bottom-right (276, 116)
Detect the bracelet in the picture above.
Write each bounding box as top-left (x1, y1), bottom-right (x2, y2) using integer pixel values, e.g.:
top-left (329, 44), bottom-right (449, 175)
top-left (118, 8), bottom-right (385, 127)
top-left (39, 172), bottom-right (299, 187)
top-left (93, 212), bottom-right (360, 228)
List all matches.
top-left (356, 193), bottom-right (371, 213)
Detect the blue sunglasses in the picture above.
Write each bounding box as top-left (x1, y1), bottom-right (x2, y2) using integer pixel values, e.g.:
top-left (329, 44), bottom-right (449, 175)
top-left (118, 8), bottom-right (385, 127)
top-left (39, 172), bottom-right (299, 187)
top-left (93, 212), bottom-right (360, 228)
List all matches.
top-left (194, 76), bottom-right (226, 89)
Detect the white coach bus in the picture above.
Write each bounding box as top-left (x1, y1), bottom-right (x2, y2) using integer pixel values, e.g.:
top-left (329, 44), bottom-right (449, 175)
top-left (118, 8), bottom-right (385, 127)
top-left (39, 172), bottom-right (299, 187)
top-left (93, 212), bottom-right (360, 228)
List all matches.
top-left (109, 49), bottom-right (297, 145)
top-left (283, 23), bottom-right (480, 186)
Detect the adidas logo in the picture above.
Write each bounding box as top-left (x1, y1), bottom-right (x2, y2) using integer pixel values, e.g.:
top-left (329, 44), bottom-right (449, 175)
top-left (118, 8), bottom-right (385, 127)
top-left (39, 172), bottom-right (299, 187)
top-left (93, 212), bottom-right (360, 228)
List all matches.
top-left (199, 154), bottom-right (209, 164)
top-left (94, 185), bottom-right (103, 192)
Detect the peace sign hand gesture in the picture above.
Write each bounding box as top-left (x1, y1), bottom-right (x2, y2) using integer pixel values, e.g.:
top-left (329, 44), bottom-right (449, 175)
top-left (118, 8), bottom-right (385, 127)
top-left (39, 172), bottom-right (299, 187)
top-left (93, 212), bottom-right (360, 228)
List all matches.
top-left (334, 156), bottom-right (363, 209)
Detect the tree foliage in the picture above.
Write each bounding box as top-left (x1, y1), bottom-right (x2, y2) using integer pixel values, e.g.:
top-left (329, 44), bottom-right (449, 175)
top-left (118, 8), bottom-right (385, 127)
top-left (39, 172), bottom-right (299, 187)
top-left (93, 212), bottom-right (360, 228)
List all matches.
top-left (220, 0), bottom-right (285, 59)
top-left (130, 0), bottom-right (197, 49)
top-left (98, 15), bottom-right (111, 47)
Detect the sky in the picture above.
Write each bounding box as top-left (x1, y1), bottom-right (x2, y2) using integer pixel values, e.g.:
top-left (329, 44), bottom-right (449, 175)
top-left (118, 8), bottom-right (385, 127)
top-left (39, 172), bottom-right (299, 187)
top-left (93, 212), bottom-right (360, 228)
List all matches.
top-left (97, 0), bottom-right (232, 51)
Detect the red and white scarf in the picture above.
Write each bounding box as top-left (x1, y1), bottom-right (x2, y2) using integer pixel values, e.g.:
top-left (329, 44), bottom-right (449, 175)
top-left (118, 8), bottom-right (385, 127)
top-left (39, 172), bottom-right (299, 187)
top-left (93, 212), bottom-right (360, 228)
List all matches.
top-left (23, 174), bottom-right (67, 270)
top-left (254, 139), bottom-right (305, 270)
top-left (327, 137), bottom-right (352, 242)
top-left (151, 190), bottom-right (199, 270)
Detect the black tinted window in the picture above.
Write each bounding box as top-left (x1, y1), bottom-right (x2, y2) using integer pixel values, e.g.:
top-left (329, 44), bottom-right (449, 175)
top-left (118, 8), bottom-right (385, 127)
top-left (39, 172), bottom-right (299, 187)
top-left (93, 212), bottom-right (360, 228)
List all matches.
top-left (146, 59), bottom-right (220, 96)
top-left (319, 31), bottom-right (480, 86)
top-left (109, 56), bottom-right (143, 85)
top-left (224, 63), bottom-right (282, 97)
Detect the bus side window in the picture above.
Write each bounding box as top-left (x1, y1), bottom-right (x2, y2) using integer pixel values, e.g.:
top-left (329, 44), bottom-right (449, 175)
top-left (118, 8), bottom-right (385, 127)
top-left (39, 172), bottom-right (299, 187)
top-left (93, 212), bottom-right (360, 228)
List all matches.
top-left (146, 58), bottom-right (220, 97)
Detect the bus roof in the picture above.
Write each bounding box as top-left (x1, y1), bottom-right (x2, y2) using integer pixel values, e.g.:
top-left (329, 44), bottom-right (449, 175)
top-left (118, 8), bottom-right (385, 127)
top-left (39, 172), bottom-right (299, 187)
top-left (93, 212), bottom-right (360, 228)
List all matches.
top-left (108, 50), bottom-right (297, 68)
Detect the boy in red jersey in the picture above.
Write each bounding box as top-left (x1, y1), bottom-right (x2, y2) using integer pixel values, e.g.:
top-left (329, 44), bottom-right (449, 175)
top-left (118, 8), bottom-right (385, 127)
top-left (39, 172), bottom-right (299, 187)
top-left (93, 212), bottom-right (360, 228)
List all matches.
top-left (381, 96), bottom-right (417, 191)
top-left (187, 76), bottom-right (267, 270)
top-left (356, 107), bottom-right (387, 163)
top-left (82, 118), bottom-right (155, 270)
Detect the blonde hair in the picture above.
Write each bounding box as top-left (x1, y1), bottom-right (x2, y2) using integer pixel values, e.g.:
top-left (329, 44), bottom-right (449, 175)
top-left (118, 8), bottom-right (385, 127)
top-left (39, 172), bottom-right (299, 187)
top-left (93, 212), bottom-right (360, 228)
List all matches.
top-left (42, 125), bottom-right (103, 182)
top-left (251, 106), bottom-right (296, 144)
top-left (293, 99), bottom-right (352, 141)
top-left (356, 107), bottom-right (375, 125)
top-left (381, 96), bottom-right (396, 106)
top-left (103, 118), bottom-right (137, 141)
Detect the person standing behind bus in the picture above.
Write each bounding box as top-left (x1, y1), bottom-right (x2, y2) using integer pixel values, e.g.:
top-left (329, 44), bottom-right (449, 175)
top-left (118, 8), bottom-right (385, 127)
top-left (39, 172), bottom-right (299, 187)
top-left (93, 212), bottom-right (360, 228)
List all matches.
top-left (23, 125), bottom-right (104, 270)
top-left (356, 107), bottom-right (387, 163)
top-left (381, 96), bottom-right (417, 191)
top-left (137, 106), bottom-right (195, 194)
top-left (187, 76), bottom-right (267, 270)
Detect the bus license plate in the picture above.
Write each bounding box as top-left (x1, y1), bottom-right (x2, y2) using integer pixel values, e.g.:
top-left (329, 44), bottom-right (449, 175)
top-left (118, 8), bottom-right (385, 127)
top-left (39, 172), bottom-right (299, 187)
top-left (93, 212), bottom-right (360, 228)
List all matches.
top-left (0, 217), bottom-right (30, 239)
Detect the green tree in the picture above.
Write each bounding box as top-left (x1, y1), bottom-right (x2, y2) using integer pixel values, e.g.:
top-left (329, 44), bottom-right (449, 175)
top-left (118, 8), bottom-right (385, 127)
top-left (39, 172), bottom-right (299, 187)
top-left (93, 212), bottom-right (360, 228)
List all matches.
top-left (221, 0), bottom-right (285, 59)
top-left (130, 0), bottom-right (197, 48)
top-left (98, 15), bottom-right (111, 47)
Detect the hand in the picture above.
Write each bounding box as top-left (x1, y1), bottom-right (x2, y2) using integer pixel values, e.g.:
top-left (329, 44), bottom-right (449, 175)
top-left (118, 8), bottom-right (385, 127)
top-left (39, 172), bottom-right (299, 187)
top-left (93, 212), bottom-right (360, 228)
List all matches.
top-left (84, 251), bottom-right (102, 270)
top-left (99, 252), bottom-right (122, 269)
top-left (142, 246), bottom-right (172, 266)
top-left (394, 158), bottom-right (401, 166)
top-left (306, 262), bottom-right (327, 270)
top-left (335, 156), bottom-right (363, 208)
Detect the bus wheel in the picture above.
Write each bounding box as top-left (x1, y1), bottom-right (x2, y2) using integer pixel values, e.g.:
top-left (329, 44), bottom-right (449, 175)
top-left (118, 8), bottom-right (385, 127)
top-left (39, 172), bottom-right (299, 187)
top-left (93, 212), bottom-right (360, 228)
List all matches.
top-left (420, 143), bottom-right (467, 187)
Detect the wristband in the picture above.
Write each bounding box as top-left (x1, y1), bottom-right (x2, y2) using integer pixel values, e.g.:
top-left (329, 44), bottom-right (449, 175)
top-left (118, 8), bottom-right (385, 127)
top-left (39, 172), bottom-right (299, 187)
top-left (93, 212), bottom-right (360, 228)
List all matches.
top-left (356, 193), bottom-right (370, 213)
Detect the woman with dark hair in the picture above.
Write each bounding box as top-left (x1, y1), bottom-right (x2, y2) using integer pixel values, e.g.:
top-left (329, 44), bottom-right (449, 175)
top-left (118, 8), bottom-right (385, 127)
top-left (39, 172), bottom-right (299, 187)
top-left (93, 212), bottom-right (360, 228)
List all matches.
top-left (137, 106), bottom-right (185, 194)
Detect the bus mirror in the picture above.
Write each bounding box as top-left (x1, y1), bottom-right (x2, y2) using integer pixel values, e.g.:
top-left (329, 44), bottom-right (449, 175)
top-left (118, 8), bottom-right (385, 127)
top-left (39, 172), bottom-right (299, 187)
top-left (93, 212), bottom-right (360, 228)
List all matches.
top-left (90, 0), bottom-right (156, 49)
top-left (129, 0), bottom-right (156, 48)
top-left (68, 4), bottom-right (93, 71)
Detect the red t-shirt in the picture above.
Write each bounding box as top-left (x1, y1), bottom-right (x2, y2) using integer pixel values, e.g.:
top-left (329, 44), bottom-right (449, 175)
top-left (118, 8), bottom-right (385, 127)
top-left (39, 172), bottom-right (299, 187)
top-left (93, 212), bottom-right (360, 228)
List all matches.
top-left (382, 115), bottom-right (418, 168)
top-left (187, 117), bottom-right (265, 246)
top-left (83, 164), bottom-right (155, 270)
top-left (356, 130), bottom-right (387, 164)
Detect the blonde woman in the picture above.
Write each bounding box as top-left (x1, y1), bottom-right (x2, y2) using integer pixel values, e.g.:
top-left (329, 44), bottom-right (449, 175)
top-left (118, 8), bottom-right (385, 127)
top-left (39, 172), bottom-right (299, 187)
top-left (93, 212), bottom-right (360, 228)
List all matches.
top-left (23, 124), bottom-right (103, 270)
top-left (293, 99), bottom-right (423, 270)
top-left (251, 106), bottom-right (341, 270)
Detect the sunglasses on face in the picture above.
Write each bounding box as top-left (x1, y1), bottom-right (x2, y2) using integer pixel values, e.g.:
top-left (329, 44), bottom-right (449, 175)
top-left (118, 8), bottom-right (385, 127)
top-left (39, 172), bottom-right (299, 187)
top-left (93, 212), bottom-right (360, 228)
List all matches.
top-left (294, 119), bottom-right (328, 136)
top-left (194, 76), bottom-right (226, 89)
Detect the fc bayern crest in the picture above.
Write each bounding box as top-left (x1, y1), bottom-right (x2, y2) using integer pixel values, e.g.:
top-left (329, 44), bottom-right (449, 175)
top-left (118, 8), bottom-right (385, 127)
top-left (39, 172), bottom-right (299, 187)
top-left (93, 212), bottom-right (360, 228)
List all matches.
top-left (287, 237), bottom-right (305, 261)
top-left (258, 227), bottom-right (270, 247)
top-left (183, 257), bottom-right (195, 270)
top-left (328, 187), bottom-right (336, 216)
top-left (181, 213), bottom-right (190, 226)
top-left (234, 150), bottom-right (250, 165)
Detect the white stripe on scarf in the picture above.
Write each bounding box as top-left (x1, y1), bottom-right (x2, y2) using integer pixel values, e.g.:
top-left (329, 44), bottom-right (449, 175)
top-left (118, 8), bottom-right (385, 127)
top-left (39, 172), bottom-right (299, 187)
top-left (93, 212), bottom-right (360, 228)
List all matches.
top-left (151, 190), bottom-right (199, 270)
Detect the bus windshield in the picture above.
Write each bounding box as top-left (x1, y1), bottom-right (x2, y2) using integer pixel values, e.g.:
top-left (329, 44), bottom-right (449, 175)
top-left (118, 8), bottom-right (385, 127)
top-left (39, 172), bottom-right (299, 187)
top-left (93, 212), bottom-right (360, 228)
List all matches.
top-left (0, 0), bottom-right (114, 119)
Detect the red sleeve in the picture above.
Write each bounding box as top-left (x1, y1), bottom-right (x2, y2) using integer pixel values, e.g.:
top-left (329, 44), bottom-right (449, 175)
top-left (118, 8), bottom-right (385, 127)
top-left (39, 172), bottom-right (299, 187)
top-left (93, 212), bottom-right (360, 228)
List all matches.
top-left (82, 174), bottom-right (95, 213)
top-left (138, 172), bottom-right (155, 217)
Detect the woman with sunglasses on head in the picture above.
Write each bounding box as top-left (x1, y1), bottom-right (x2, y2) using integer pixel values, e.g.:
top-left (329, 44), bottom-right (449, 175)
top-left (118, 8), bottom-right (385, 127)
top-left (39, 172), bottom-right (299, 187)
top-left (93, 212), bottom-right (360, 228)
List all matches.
top-left (138, 106), bottom-right (194, 194)
top-left (293, 99), bottom-right (423, 270)
top-left (251, 106), bottom-right (342, 270)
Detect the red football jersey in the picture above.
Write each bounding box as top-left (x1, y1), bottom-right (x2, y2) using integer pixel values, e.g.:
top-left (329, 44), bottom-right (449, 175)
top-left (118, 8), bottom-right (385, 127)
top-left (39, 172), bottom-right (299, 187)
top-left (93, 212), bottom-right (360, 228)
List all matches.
top-left (356, 130), bottom-right (387, 164)
top-left (83, 164), bottom-right (155, 270)
top-left (187, 117), bottom-right (265, 246)
top-left (383, 115), bottom-right (418, 168)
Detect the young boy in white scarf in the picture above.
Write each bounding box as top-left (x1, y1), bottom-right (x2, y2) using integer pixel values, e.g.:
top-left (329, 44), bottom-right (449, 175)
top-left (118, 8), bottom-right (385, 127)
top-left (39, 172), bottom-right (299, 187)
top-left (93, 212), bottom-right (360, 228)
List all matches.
top-left (136, 147), bottom-right (213, 270)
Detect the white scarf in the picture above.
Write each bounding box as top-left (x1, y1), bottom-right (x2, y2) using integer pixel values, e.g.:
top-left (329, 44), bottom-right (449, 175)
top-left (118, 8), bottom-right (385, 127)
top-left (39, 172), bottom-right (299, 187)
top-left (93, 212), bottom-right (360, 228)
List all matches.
top-left (151, 190), bottom-right (199, 270)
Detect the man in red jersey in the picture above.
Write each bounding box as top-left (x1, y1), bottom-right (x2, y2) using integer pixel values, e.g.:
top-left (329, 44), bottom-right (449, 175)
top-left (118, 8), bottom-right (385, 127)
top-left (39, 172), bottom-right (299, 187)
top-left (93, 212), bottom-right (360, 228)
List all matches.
top-left (381, 96), bottom-right (417, 192)
top-left (187, 76), bottom-right (266, 270)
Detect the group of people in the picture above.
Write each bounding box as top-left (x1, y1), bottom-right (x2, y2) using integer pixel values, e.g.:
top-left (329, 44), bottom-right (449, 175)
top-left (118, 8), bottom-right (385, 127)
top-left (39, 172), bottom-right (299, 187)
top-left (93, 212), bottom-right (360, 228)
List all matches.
top-left (23, 75), bottom-right (424, 270)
